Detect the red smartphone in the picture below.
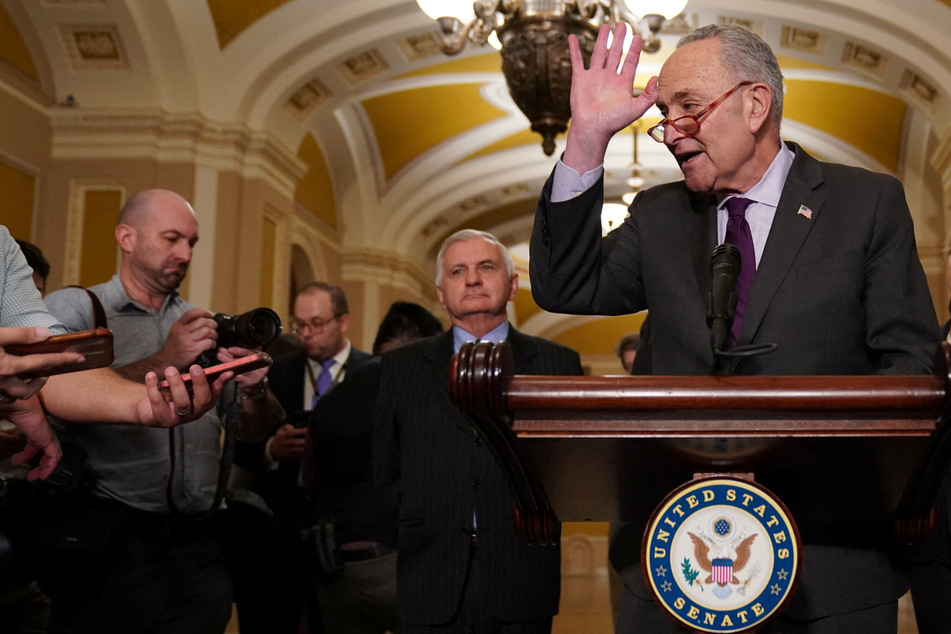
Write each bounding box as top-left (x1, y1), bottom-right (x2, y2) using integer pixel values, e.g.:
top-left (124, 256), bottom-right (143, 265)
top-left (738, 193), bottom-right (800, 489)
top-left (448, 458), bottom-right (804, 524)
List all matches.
top-left (5, 328), bottom-right (115, 379)
top-left (158, 352), bottom-right (273, 395)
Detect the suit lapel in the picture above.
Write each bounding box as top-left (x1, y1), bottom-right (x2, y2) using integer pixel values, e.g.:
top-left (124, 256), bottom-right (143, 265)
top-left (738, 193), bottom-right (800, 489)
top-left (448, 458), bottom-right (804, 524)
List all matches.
top-left (423, 327), bottom-right (531, 431)
top-left (687, 192), bottom-right (720, 311)
top-left (421, 331), bottom-right (470, 426)
top-left (740, 144), bottom-right (824, 345)
top-left (506, 328), bottom-right (538, 373)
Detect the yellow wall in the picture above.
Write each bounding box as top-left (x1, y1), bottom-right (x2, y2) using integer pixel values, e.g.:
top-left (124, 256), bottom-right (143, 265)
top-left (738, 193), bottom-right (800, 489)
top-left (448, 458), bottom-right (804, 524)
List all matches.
top-left (79, 189), bottom-right (122, 288)
top-left (295, 134), bottom-right (337, 229)
top-left (0, 160), bottom-right (35, 241)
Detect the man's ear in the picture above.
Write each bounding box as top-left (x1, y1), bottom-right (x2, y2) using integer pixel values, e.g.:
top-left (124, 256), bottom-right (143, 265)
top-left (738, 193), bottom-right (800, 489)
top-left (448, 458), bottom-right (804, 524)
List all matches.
top-left (508, 274), bottom-right (519, 302)
top-left (338, 313), bottom-right (350, 335)
top-left (747, 84), bottom-right (772, 134)
top-left (436, 285), bottom-right (447, 311)
top-left (115, 224), bottom-right (135, 254)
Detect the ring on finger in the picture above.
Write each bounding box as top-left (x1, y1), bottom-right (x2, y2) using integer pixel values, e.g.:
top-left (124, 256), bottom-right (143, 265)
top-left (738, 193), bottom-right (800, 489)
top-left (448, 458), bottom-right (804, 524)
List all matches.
top-left (175, 406), bottom-right (193, 417)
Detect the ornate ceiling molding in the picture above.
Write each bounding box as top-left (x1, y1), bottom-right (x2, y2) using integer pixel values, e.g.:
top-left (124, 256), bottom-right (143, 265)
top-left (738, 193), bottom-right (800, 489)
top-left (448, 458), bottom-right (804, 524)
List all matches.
top-left (49, 109), bottom-right (307, 194)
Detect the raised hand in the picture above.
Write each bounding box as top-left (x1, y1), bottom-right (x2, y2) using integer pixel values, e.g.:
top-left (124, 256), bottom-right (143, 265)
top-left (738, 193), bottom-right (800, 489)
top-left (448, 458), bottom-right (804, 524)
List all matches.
top-left (563, 23), bottom-right (659, 174)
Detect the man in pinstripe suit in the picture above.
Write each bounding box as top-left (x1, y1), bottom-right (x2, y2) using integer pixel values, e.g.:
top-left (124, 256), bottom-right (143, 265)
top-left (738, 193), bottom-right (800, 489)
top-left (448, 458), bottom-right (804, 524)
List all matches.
top-left (374, 229), bottom-right (584, 634)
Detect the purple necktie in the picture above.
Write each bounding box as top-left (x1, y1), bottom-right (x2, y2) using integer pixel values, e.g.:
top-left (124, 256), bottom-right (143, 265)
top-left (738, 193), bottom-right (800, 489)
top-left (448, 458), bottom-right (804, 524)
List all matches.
top-left (724, 197), bottom-right (756, 344)
top-left (311, 358), bottom-right (336, 408)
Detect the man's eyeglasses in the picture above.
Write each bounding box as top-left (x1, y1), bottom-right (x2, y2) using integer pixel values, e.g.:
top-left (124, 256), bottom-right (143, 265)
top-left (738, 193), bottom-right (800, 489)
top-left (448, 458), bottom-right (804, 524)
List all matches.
top-left (647, 81), bottom-right (753, 143)
top-left (291, 315), bottom-right (339, 335)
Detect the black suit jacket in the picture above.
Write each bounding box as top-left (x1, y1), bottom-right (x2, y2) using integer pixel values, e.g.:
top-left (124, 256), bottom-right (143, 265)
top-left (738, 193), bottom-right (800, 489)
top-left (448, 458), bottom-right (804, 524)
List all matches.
top-left (308, 357), bottom-right (398, 547)
top-left (235, 346), bottom-right (372, 523)
top-left (532, 142), bottom-right (938, 377)
top-left (530, 143), bottom-right (940, 621)
top-left (373, 328), bottom-right (583, 625)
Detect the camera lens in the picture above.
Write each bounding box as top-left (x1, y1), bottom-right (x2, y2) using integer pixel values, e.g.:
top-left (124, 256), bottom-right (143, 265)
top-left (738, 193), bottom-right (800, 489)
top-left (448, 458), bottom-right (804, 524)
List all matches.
top-left (211, 308), bottom-right (283, 352)
top-left (236, 308), bottom-right (282, 348)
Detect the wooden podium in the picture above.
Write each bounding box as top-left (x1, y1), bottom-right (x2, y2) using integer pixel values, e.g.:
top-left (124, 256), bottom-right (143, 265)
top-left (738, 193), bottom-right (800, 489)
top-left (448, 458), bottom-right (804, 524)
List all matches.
top-left (450, 341), bottom-right (951, 547)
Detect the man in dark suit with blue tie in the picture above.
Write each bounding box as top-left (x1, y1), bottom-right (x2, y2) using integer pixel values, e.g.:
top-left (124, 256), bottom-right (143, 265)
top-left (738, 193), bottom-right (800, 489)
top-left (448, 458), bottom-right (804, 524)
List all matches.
top-left (530, 21), bottom-right (939, 634)
top-left (374, 229), bottom-right (583, 634)
top-left (233, 281), bottom-right (371, 633)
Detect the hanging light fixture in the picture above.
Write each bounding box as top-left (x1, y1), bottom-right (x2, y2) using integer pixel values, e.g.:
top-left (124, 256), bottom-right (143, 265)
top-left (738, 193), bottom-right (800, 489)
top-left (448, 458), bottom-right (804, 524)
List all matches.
top-left (622, 121), bottom-right (644, 205)
top-left (416, 0), bottom-right (688, 155)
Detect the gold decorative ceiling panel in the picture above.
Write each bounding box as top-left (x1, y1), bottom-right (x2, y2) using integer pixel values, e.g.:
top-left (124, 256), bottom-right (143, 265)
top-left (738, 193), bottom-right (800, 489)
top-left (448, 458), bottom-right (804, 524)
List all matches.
top-left (0, 3), bottom-right (37, 81)
top-left (337, 49), bottom-right (390, 85)
top-left (285, 78), bottom-right (333, 119)
top-left (60, 25), bottom-right (127, 69)
top-left (206, 0), bottom-right (292, 49)
top-left (296, 133), bottom-right (337, 229)
top-left (362, 84), bottom-right (508, 181)
top-left (463, 129), bottom-right (540, 161)
top-left (784, 80), bottom-right (905, 172)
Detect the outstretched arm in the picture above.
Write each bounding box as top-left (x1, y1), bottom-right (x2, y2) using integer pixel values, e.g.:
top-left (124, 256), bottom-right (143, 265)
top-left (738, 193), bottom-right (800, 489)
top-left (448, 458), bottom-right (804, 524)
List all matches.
top-left (41, 363), bottom-right (230, 428)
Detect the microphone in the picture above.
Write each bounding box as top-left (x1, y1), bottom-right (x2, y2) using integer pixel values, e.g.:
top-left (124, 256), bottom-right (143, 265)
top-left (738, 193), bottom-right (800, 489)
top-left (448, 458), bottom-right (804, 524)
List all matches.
top-left (707, 243), bottom-right (741, 355)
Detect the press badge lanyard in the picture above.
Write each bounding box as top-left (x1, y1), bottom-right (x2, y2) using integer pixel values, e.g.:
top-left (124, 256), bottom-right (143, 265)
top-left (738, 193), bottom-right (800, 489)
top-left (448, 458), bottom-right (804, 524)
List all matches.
top-left (304, 354), bottom-right (350, 408)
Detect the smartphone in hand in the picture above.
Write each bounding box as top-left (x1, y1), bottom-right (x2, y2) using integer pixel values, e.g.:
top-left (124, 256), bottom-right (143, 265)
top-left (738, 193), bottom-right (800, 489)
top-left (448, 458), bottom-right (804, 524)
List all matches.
top-left (5, 328), bottom-right (115, 379)
top-left (158, 352), bottom-right (273, 395)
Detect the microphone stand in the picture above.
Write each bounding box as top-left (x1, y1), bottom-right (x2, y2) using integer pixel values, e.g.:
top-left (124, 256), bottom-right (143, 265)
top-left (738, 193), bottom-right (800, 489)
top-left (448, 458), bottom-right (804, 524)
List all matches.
top-left (708, 244), bottom-right (740, 376)
top-left (708, 244), bottom-right (777, 376)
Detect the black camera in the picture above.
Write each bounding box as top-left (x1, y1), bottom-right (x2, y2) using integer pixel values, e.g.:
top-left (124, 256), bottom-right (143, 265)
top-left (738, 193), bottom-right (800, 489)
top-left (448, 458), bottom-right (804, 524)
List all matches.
top-left (197, 308), bottom-right (282, 367)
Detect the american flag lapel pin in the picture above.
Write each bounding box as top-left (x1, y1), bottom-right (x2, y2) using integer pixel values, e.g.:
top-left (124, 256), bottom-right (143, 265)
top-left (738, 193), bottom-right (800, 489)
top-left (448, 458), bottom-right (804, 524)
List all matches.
top-left (797, 204), bottom-right (813, 220)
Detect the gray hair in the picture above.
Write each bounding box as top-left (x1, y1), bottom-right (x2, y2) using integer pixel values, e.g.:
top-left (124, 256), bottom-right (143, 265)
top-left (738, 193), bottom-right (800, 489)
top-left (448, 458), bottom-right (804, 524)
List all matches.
top-left (678, 24), bottom-right (785, 128)
top-left (435, 229), bottom-right (515, 286)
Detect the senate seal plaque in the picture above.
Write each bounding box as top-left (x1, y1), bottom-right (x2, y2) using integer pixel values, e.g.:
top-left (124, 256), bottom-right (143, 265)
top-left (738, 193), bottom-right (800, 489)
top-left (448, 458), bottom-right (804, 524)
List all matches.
top-left (642, 476), bottom-right (801, 633)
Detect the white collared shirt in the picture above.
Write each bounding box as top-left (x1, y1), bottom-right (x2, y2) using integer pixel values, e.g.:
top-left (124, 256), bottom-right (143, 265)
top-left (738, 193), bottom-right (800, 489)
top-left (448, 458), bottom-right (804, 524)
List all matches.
top-left (716, 145), bottom-right (795, 270)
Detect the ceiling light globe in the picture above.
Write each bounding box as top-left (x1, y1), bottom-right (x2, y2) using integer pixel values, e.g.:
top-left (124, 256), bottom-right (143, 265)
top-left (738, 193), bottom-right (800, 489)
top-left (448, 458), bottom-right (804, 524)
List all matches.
top-left (618, 0), bottom-right (688, 19)
top-left (416, 0), bottom-right (475, 22)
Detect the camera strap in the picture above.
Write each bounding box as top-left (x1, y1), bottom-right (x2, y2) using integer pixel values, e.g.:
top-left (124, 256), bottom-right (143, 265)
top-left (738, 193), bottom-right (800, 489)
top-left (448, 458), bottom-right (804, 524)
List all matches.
top-left (165, 316), bottom-right (238, 521)
top-left (66, 285), bottom-right (234, 520)
top-left (166, 389), bottom-right (237, 521)
top-left (65, 285), bottom-right (107, 329)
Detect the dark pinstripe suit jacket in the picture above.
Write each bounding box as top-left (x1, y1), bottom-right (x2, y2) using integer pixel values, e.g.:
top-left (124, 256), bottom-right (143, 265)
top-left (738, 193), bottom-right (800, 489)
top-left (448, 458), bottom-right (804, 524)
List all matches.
top-left (374, 327), bottom-right (583, 625)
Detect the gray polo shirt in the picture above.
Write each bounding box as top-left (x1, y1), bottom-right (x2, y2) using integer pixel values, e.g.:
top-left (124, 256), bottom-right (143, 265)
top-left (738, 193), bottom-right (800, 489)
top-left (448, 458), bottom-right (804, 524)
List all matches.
top-left (45, 274), bottom-right (227, 514)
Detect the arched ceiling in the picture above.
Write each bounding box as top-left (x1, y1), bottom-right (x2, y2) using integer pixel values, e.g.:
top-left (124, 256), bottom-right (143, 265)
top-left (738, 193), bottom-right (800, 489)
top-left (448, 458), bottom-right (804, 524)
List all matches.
top-left (1, 0), bottom-right (950, 342)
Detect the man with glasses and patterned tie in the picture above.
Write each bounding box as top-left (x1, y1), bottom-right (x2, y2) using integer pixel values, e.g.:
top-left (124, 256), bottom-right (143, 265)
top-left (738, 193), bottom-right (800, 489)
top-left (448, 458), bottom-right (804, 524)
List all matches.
top-left (530, 22), bottom-right (938, 634)
top-left (235, 281), bottom-right (371, 633)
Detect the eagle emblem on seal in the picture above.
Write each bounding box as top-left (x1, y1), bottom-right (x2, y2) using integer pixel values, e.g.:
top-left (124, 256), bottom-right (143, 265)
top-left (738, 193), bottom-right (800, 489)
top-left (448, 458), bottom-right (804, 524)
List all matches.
top-left (687, 532), bottom-right (758, 599)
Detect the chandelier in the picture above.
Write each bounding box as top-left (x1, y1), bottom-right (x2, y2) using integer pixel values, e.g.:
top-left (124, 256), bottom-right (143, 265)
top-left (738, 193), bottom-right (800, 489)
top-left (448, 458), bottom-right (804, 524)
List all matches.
top-left (416, 0), bottom-right (688, 155)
